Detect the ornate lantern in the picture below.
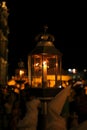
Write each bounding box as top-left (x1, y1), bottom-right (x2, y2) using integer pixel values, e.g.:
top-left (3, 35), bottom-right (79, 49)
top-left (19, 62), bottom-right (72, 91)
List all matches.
top-left (28, 26), bottom-right (62, 88)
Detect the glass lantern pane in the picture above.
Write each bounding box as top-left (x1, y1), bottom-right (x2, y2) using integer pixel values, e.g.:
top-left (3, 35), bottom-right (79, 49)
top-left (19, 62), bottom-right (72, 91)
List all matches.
top-left (31, 54), bottom-right (59, 88)
top-left (46, 55), bottom-right (57, 87)
top-left (31, 55), bottom-right (42, 87)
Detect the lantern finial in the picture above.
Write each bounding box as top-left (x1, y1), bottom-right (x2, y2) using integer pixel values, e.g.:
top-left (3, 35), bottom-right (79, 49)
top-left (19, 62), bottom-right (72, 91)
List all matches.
top-left (43, 24), bottom-right (48, 34)
top-left (18, 59), bottom-right (24, 69)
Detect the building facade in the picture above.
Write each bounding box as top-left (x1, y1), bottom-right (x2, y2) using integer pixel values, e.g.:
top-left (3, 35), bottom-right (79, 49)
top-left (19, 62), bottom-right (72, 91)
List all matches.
top-left (0, 1), bottom-right (9, 86)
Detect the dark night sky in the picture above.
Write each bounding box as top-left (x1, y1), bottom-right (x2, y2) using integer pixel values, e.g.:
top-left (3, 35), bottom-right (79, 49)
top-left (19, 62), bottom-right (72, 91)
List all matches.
top-left (6, 0), bottom-right (87, 75)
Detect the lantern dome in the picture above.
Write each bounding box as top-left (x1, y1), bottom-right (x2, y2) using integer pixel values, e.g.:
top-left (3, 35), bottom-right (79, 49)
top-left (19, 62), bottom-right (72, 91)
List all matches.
top-left (30, 25), bottom-right (62, 56)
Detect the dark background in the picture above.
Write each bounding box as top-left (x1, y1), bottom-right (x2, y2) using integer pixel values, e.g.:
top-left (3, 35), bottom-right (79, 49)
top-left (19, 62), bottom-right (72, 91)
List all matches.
top-left (6, 0), bottom-right (87, 76)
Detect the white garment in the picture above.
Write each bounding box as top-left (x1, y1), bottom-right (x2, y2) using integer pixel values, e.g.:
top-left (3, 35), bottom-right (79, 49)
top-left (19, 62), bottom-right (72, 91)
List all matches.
top-left (46, 86), bottom-right (71, 130)
top-left (17, 98), bottom-right (41, 130)
top-left (46, 116), bottom-right (67, 130)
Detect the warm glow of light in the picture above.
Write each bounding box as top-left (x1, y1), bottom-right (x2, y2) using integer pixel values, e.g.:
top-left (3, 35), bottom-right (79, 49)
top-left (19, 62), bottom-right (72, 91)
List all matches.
top-left (7, 79), bottom-right (16, 86)
top-left (32, 75), bottom-right (72, 87)
top-left (21, 84), bottom-right (25, 90)
top-left (72, 68), bottom-right (76, 73)
top-left (2, 1), bottom-right (7, 10)
top-left (35, 63), bottom-right (39, 66)
top-left (43, 61), bottom-right (47, 82)
top-left (14, 88), bottom-right (19, 94)
top-left (43, 61), bottom-right (46, 65)
top-left (19, 70), bottom-right (24, 77)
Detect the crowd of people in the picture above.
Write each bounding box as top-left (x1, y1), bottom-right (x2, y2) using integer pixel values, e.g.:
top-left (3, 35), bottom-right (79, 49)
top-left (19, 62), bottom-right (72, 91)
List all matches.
top-left (0, 81), bottom-right (87, 130)
top-left (0, 87), bottom-right (41, 130)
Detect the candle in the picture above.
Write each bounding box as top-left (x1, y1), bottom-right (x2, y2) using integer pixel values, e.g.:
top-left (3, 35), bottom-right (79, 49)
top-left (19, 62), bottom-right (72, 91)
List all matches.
top-left (19, 70), bottom-right (24, 78)
top-left (43, 61), bottom-right (47, 82)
